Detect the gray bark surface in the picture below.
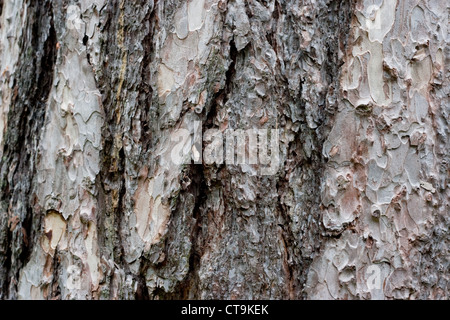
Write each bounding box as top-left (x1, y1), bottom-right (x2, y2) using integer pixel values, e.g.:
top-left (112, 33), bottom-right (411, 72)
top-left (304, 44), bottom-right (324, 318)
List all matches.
top-left (0, 0), bottom-right (448, 299)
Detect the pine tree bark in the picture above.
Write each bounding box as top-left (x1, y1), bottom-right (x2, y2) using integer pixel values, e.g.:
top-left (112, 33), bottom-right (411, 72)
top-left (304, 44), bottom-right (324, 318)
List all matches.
top-left (0, 0), bottom-right (448, 300)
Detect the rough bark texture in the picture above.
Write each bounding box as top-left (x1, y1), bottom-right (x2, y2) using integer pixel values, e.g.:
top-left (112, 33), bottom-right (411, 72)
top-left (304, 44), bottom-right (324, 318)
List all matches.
top-left (0, 0), bottom-right (448, 300)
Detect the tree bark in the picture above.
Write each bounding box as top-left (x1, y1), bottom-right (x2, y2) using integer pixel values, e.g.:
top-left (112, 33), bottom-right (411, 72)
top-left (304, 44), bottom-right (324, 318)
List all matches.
top-left (0, 0), bottom-right (448, 300)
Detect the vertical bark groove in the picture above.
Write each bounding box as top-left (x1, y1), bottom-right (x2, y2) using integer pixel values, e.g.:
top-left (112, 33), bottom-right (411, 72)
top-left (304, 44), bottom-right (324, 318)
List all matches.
top-left (0, 0), bottom-right (56, 298)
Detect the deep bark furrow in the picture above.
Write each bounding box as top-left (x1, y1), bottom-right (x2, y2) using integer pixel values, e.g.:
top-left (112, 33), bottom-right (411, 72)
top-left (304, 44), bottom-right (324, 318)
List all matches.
top-left (0, 0), bottom-right (56, 298)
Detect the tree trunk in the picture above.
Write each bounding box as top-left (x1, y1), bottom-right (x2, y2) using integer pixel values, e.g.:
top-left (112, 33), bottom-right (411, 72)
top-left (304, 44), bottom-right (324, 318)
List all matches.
top-left (0, 0), bottom-right (447, 300)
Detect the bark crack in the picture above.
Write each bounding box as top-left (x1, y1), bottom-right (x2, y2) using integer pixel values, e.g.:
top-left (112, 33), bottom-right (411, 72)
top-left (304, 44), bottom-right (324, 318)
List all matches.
top-left (0, 0), bottom-right (56, 298)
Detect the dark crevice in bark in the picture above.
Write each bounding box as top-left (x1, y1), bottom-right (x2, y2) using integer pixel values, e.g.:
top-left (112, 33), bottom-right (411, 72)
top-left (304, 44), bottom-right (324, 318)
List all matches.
top-left (97, 132), bottom-right (128, 286)
top-left (97, 1), bottom-right (159, 298)
top-left (133, 4), bottom-right (160, 300)
top-left (272, 0), bottom-right (354, 299)
top-left (225, 39), bottom-right (238, 95)
top-left (135, 258), bottom-right (150, 300)
top-left (204, 38), bottom-right (237, 130)
top-left (1, 223), bottom-right (12, 298)
top-left (0, 0), bottom-right (56, 298)
top-left (266, 0), bottom-right (281, 54)
top-left (82, 29), bottom-right (91, 65)
top-left (50, 252), bottom-right (61, 299)
top-left (97, 139), bottom-right (127, 273)
top-left (96, 1), bottom-right (128, 284)
top-left (276, 179), bottom-right (300, 299)
top-left (165, 164), bottom-right (207, 300)
top-left (158, 36), bottom-right (239, 299)
top-left (20, 0), bottom-right (57, 270)
top-left (116, 147), bottom-right (128, 266)
top-left (183, 38), bottom-right (240, 296)
top-left (18, 206), bottom-right (33, 265)
top-left (138, 5), bottom-right (157, 156)
top-left (186, 166), bottom-right (207, 291)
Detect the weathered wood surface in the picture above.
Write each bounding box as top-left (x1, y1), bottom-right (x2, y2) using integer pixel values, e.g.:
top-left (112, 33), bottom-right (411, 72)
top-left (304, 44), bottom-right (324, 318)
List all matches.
top-left (0, 0), bottom-right (447, 300)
